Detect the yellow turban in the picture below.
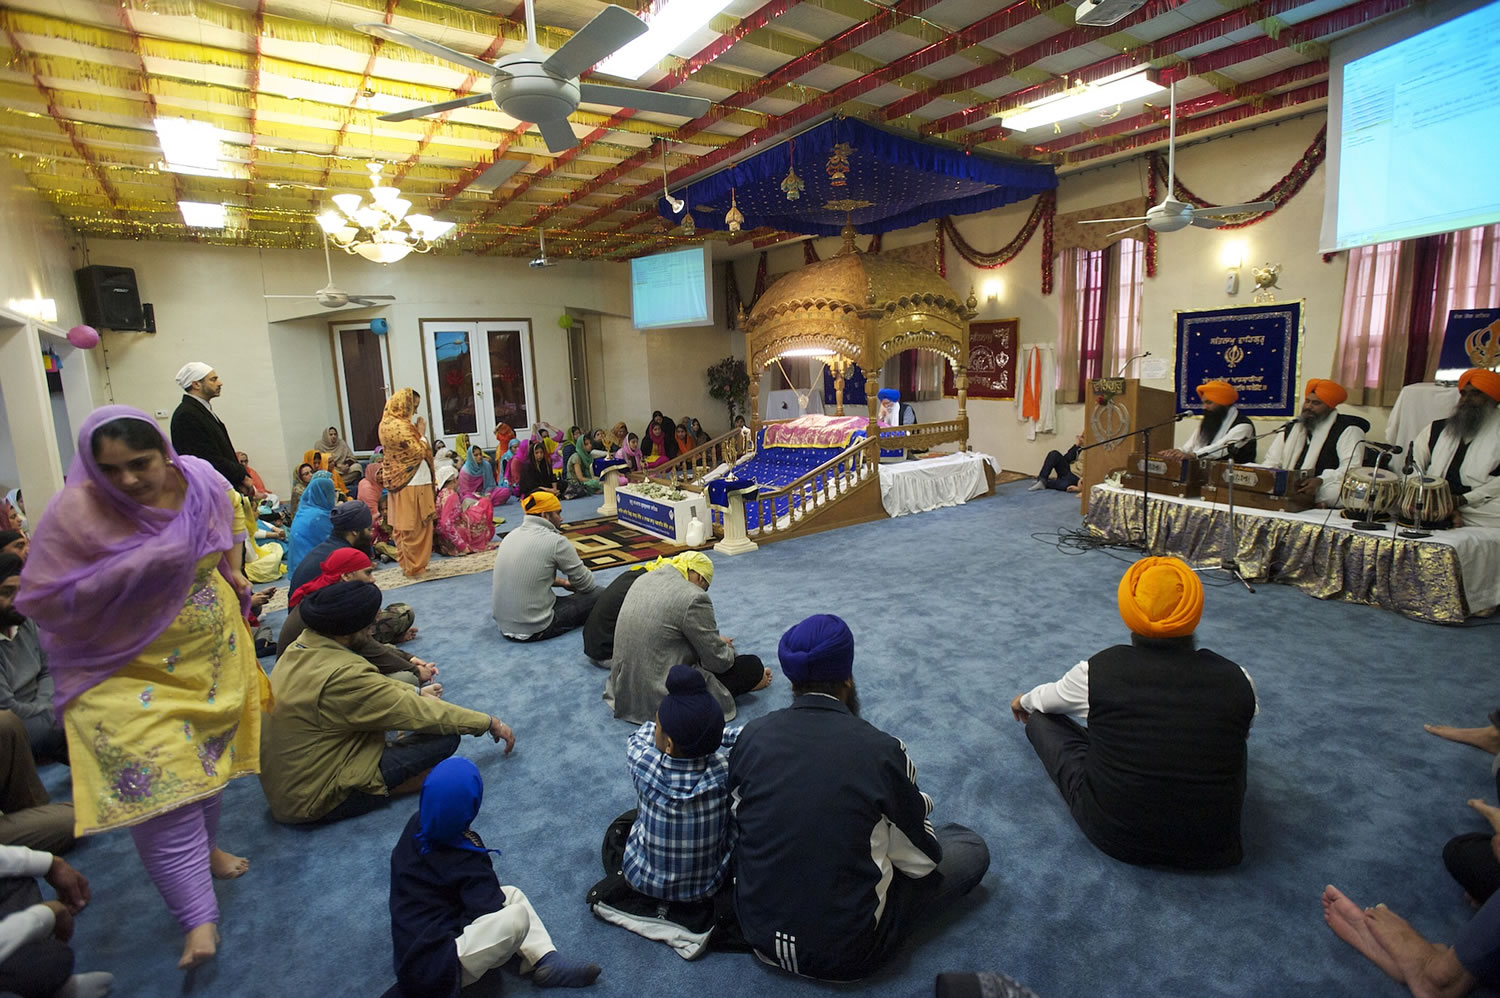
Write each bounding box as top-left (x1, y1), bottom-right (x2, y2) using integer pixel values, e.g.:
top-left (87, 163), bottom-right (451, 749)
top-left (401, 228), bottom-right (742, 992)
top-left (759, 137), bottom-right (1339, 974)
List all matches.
top-left (1304, 378), bottom-right (1347, 407)
top-left (1196, 381), bottom-right (1238, 407)
top-left (1459, 368), bottom-right (1500, 403)
top-left (1117, 557), bottom-right (1203, 638)
top-left (647, 551), bottom-right (714, 586)
top-left (521, 491), bottom-right (561, 515)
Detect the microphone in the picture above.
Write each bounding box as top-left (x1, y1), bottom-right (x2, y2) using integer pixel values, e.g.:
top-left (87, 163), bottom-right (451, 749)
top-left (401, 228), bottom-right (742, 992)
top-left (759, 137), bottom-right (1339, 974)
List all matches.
top-left (1116, 351), bottom-right (1151, 377)
top-left (1363, 441), bottom-right (1403, 455)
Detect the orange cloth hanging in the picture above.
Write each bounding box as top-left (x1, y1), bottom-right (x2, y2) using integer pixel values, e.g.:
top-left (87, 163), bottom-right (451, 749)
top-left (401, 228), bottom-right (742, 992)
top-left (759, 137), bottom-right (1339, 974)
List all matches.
top-left (1022, 347), bottom-right (1042, 423)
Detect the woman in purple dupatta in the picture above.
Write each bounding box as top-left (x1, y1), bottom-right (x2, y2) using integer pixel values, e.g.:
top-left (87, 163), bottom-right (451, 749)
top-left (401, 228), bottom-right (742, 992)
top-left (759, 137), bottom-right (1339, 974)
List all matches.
top-left (16, 406), bottom-right (270, 970)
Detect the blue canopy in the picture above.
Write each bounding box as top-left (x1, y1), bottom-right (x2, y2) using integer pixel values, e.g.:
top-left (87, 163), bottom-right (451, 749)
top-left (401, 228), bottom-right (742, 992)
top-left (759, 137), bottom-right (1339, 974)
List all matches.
top-left (657, 116), bottom-right (1056, 236)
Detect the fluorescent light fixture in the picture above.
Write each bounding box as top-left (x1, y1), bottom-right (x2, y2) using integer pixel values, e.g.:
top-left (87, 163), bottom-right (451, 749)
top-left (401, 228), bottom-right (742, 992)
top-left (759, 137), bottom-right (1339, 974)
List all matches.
top-left (178, 201), bottom-right (227, 228)
top-left (1000, 67), bottom-right (1164, 132)
top-left (596, 0), bottom-right (734, 80)
top-left (154, 117), bottom-right (225, 176)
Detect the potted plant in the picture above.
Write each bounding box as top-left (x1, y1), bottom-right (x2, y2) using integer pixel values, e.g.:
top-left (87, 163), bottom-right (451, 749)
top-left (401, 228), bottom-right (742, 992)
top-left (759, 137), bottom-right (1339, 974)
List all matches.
top-left (706, 356), bottom-right (750, 424)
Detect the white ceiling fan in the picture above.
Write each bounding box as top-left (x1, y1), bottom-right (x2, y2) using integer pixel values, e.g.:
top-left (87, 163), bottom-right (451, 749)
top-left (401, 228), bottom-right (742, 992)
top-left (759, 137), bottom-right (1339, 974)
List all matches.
top-left (356, 0), bottom-right (713, 156)
top-left (263, 233), bottom-right (397, 309)
top-left (529, 229), bottom-right (557, 269)
top-left (1084, 82), bottom-right (1275, 239)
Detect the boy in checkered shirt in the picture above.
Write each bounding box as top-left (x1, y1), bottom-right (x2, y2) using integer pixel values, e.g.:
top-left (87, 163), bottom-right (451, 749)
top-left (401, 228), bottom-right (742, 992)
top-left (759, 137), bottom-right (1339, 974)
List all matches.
top-left (623, 666), bottom-right (740, 901)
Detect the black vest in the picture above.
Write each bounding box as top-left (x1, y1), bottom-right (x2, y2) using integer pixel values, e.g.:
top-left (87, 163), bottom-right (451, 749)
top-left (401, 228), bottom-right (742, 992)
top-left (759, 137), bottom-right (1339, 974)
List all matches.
top-left (1202, 411), bottom-right (1256, 463)
top-left (1079, 638), bottom-right (1256, 869)
top-left (1278, 412), bottom-right (1370, 474)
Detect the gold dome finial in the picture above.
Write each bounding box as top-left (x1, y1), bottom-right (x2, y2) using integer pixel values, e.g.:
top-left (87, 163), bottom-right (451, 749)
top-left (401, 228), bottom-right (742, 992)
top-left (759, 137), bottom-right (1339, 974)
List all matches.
top-left (837, 213), bottom-right (858, 257)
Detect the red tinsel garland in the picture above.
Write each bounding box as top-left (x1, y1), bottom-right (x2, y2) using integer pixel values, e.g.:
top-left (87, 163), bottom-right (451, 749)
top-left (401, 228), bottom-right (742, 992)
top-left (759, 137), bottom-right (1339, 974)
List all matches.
top-left (1148, 124), bottom-right (1327, 230)
top-left (1145, 164), bottom-right (1158, 279)
top-left (751, 251), bottom-right (769, 307)
top-left (1041, 191), bottom-right (1055, 294)
top-left (936, 221), bottom-right (946, 279)
top-left (937, 190), bottom-right (1057, 291)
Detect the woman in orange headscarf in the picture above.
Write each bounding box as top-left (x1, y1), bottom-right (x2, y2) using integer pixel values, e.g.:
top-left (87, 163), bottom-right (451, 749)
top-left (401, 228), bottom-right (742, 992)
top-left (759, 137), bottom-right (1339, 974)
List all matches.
top-left (378, 388), bottom-right (436, 577)
top-left (301, 449), bottom-right (348, 496)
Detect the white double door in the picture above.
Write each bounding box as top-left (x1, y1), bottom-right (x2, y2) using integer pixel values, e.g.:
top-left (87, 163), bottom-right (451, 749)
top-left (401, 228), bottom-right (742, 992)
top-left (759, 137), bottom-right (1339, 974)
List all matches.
top-left (419, 319), bottom-right (535, 449)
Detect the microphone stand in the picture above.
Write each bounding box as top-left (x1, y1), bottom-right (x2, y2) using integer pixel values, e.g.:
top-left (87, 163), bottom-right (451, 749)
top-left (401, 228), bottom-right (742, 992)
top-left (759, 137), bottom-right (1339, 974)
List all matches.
top-left (1191, 420), bottom-right (1291, 594)
top-left (1078, 411), bottom-right (1187, 555)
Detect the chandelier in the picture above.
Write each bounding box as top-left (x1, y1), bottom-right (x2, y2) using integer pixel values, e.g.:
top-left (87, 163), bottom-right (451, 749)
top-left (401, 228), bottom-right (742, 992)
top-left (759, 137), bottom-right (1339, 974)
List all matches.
top-left (316, 162), bottom-right (455, 264)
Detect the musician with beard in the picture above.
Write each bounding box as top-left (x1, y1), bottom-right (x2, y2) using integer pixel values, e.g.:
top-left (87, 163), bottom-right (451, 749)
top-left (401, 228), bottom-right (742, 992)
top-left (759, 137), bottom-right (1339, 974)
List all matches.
top-left (1258, 379), bottom-right (1368, 507)
top-left (1409, 368), bottom-right (1500, 529)
top-left (1162, 381), bottom-right (1256, 464)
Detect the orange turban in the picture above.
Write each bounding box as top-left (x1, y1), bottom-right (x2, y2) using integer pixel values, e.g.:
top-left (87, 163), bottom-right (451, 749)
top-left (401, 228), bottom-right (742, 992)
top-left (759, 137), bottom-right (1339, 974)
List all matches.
top-left (1304, 378), bottom-right (1347, 407)
top-left (1196, 381), bottom-right (1238, 407)
top-left (1117, 557), bottom-right (1203, 639)
top-left (522, 491), bottom-right (561, 515)
top-left (1459, 368), bottom-right (1500, 403)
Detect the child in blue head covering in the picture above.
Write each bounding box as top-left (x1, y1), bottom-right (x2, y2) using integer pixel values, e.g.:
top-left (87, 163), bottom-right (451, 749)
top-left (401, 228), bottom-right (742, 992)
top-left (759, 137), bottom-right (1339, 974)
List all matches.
top-left (383, 758), bottom-right (601, 996)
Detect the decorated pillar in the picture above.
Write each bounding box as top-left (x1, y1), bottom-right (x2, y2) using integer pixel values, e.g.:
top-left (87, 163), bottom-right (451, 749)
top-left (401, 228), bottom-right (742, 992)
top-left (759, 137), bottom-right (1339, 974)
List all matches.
top-left (832, 355), bottom-right (847, 416)
top-left (714, 488), bottom-right (760, 556)
top-left (598, 465), bottom-right (625, 516)
top-left (956, 362), bottom-right (970, 452)
top-left (865, 372), bottom-right (882, 471)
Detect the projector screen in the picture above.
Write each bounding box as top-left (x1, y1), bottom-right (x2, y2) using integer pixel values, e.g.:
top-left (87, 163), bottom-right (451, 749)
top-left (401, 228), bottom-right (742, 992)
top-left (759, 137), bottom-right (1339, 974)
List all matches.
top-left (1321, 1), bottom-right (1500, 252)
top-left (631, 246), bottom-right (713, 330)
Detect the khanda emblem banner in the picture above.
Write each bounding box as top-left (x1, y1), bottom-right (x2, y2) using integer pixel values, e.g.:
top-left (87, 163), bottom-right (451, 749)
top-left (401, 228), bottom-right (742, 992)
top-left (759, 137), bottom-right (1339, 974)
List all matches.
top-left (1438, 309), bottom-right (1500, 373)
top-left (945, 319), bottom-right (1018, 400)
top-left (1176, 301), bottom-right (1303, 417)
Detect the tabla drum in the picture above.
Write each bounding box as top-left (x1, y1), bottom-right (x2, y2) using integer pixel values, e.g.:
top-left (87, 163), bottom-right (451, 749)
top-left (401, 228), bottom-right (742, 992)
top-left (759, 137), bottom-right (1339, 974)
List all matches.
top-left (1397, 476), bottom-right (1455, 530)
top-left (1339, 467), bottom-right (1401, 521)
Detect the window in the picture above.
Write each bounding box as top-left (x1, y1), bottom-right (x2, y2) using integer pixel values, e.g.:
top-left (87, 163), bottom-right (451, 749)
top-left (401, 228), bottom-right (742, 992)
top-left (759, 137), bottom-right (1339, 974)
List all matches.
top-left (1057, 239), bottom-right (1144, 402)
top-left (330, 321), bottom-right (392, 452)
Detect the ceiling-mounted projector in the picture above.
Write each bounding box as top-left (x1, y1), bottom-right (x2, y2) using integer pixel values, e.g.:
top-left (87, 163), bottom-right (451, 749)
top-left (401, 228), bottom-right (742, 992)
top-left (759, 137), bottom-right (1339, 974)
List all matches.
top-left (1074, 0), bottom-right (1147, 26)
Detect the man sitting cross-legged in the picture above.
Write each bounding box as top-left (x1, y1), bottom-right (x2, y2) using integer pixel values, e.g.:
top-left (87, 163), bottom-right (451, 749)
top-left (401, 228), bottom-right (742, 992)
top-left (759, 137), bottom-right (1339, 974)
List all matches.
top-left (727, 615), bottom-right (989, 981)
top-left (259, 581), bottom-right (514, 825)
top-left (603, 553), bottom-right (770, 724)
top-left (1010, 557), bottom-right (1258, 869)
top-left (490, 492), bottom-right (598, 642)
top-left (1323, 880), bottom-right (1496, 998)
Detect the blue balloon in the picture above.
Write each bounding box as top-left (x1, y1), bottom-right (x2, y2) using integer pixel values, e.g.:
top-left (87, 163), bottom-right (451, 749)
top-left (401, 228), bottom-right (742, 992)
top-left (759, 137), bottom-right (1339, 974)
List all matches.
top-left (370, 317), bottom-right (389, 335)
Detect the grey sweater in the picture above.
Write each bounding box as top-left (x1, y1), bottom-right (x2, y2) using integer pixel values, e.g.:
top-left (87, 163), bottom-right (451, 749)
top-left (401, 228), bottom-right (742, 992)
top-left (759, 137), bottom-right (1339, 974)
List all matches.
top-left (0, 620), bottom-right (55, 725)
top-left (490, 516), bottom-right (596, 636)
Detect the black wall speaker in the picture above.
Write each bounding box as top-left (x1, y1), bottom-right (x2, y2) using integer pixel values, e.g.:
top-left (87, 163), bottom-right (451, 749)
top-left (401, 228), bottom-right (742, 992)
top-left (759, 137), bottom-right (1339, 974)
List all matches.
top-left (74, 265), bottom-right (145, 330)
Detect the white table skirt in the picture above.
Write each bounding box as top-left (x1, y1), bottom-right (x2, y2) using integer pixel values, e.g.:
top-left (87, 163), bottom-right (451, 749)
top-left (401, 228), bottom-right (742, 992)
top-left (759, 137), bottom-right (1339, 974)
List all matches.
top-left (878, 452), bottom-right (996, 517)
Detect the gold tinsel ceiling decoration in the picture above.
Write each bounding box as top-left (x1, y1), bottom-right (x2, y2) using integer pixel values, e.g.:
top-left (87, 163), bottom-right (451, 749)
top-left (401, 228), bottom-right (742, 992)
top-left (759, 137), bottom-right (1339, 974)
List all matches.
top-left (0, 0), bottom-right (1353, 260)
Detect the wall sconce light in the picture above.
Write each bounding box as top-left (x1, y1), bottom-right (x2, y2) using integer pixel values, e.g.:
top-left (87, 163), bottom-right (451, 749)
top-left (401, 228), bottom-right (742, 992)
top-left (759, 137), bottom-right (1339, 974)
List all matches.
top-left (983, 277), bottom-right (1004, 304)
top-left (1221, 241), bottom-right (1245, 296)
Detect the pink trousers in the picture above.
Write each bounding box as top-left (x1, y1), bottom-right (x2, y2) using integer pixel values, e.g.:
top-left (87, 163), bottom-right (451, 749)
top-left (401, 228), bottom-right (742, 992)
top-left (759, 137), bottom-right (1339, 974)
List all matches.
top-left (127, 791), bottom-right (222, 932)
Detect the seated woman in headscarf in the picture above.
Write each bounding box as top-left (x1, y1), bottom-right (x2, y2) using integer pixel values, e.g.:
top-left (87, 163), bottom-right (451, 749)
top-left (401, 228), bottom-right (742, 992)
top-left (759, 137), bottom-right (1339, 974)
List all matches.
top-left (288, 462), bottom-right (314, 516)
top-left (311, 426), bottom-right (361, 482)
top-left (493, 422), bottom-right (516, 460)
top-left (287, 471), bottom-right (337, 573)
top-left (435, 465), bottom-right (498, 557)
top-left (302, 449), bottom-right (349, 497)
top-left (234, 490), bottom-right (285, 583)
top-left (690, 418), bottom-right (711, 447)
top-left (457, 446), bottom-right (496, 500)
top-left (616, 433), bottom-right (646, 472)
top-left (499, 439), bottom-right (521, 492)
top-left (641, 418), bottom-right (676, 468)
top-left (673, 420), bottom-right (697, 458)
top-left (359, 462), bottom-right (384, 522)
top-left (515, 440), bottom-right (559, 499)
top-left (384, 758), bottom-right (600, 997)
top-left (607, 422), bottom-right (629, 452)
top-left (563, 445), bottom-right (603, 499)
top-left (531, 423), bottom-right (564, 471)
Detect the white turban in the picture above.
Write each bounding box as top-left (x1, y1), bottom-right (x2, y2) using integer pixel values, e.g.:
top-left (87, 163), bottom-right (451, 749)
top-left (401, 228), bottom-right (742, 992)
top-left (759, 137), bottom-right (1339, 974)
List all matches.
top-left (175, 362), bottom-right (213, 391)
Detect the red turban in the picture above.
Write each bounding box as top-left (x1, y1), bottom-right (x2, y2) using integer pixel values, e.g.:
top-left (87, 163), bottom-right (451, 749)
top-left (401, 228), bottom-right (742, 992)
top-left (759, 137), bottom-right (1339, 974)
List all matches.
top-left (1459, 368), bottom-right (1500, 403)
top-left (1196, 381), bottom-right (1238, 407)
top-left (289, 547), bottom-right (374, 608)
top-left (1304, 379), bottom-right (1348, 407)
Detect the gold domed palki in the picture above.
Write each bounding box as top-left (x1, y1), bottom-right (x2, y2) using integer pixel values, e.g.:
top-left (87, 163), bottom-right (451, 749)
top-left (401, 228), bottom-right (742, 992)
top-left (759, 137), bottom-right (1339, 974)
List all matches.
top-left (744, 216), bottom-right (977, 463)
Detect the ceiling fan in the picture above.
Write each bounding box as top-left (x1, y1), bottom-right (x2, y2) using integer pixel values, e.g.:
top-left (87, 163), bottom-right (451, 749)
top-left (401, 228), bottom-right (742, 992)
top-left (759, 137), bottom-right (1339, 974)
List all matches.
top-left (1084, 82), bottom-right (1275, 238)
top-left (356, 0), bottom-right (713, 155)
top-left (263, 234), bottom-right (397, 309)
top-left (529, 229), bottom-right (557, 269)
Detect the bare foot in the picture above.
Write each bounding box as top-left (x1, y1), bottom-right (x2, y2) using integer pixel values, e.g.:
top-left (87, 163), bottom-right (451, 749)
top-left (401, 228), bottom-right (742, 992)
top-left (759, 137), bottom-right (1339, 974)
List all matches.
top-left (1423, 724), bottom-right (1500, 754)
top-left (178, 923), bottom-right (218, 969)
top-left (751, 667), bottom-right (772, 692)
top-left (209, 848), bottom-right (248, 880)
top-left (1467, 799), bottom-right (1500, 835)
top-left (1364, 905), bottom-right (1448, 991)
top-left (1065, 484), bottom-right (1080, 493)
top-left (1322, 885), bottom-right (1404, 982)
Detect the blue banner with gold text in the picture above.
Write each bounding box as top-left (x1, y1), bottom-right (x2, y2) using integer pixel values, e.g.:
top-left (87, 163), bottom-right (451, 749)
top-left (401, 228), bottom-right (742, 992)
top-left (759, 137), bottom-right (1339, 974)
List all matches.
top-left (1176, 302), bottom-right (1303, 417)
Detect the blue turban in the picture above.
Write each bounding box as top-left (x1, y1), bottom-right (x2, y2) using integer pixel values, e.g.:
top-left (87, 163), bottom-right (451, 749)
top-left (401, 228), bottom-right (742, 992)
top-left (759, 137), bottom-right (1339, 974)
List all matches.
top-left (329, 500), bottom-right (373, 532)
top-left (657, 665), bottom-right (725, 758)
top-left (298, 579), bottom-right (381, 636)
top-left (778, 614), bottom-right (855, 683)
top-left (415, 758), bottom-right (499, 856)
top-left (877, 388), bottom-right (900, 403)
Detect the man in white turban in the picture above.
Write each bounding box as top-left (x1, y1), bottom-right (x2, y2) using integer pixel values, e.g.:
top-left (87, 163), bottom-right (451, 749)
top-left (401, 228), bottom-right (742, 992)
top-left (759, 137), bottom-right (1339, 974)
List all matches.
top-left (169, 361), bottom-right (248, 489)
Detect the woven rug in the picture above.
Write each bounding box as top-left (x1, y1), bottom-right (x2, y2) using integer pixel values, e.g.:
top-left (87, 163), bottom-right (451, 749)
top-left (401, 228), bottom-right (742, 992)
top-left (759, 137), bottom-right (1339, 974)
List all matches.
top-left (256, 517), bottom-right (705, 615)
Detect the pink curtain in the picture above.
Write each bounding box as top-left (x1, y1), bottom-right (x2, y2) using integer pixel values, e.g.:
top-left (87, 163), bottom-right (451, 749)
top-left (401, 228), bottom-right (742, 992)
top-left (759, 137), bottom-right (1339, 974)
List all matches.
top-left (1105, 239), bottom-right (1145, 376)
top-left (1055, 249), bottom-right (1082, 403)
top-left (1333, 241), bottom-right (1410, 406)
top-left (1424, 224), bottom-right (1500, 377)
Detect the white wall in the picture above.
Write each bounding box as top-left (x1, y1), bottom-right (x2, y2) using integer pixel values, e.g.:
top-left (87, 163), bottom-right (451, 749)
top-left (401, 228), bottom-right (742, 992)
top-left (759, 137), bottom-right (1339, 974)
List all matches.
top-left (731, 112), bottom-right (1371, 474)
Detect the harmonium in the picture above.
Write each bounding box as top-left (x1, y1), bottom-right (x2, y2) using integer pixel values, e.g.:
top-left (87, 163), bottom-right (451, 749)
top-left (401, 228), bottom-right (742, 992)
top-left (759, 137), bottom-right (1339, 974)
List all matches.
top-left (1200, 462), bottom-right (1315, 512)
top-left (1119, 452), bottom-right (1203, 498)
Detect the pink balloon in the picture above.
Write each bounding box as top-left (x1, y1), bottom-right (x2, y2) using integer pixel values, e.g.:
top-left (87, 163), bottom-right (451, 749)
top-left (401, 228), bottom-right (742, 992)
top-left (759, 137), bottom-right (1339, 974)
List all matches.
top-left (66, 325), bottom-right (99, 349)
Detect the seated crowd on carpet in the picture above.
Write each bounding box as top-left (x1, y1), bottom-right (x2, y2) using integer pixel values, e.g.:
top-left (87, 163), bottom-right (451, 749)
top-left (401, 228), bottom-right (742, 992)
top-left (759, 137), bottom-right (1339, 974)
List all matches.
top-left (6, 363), bottom-right (1500, 998)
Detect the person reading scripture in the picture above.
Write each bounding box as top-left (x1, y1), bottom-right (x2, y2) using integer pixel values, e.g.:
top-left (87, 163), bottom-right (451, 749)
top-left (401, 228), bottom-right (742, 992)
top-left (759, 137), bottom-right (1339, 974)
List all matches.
top-left (490, 492), bottom-right (597, 642)
top-left (381, 758), bottom-right (600, 997)
top-left (1258, 378), bottom-right (1367, 507)
top-left (378, 389), bottom-right (437, 578)
top-left (259, 581), bottom-right (514, 825)
top-left (1162, 380), bottom-right (1256, 463)
top-left (727, 615), bottom-right (990, 981)
top-left (603, 553), bottom-right (770, 724)
top-left (168, 362), bottom-right (249, 492)
top-left (0, 555), bottom-right (65, 764)
top-left (1409, 368), bottom-right (1500, 529)
top-left (0, 842), bottom-right (111, 998)
top-left (1010, 557), bottom-right (1257, 868)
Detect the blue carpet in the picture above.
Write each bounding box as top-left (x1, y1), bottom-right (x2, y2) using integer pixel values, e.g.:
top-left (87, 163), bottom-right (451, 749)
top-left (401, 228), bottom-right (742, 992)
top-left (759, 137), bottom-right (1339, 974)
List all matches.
top-left (41, 486), bottom-right (1500, 996)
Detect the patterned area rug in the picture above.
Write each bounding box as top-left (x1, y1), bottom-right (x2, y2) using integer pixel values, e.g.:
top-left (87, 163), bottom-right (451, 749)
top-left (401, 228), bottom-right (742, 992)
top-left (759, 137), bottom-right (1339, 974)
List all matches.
top-left (257, 517), bottom-right (704, 615)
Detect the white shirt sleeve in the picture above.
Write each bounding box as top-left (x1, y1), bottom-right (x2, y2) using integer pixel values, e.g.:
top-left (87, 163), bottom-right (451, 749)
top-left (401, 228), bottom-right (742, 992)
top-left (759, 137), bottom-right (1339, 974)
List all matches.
top-left (1019, 660), bottom-right (1091, 722)
top-left (0, 845), bottom-right (56, 965)
top-left (1319, 423), bottom-right (1367, 507)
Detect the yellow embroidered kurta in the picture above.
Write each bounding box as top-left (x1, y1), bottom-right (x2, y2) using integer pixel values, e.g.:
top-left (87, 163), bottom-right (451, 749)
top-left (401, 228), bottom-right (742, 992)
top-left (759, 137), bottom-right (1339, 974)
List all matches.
top-left (65, 551), bottom-right (271, 835)
top-left (234, 490), bottom-right (285, 583)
